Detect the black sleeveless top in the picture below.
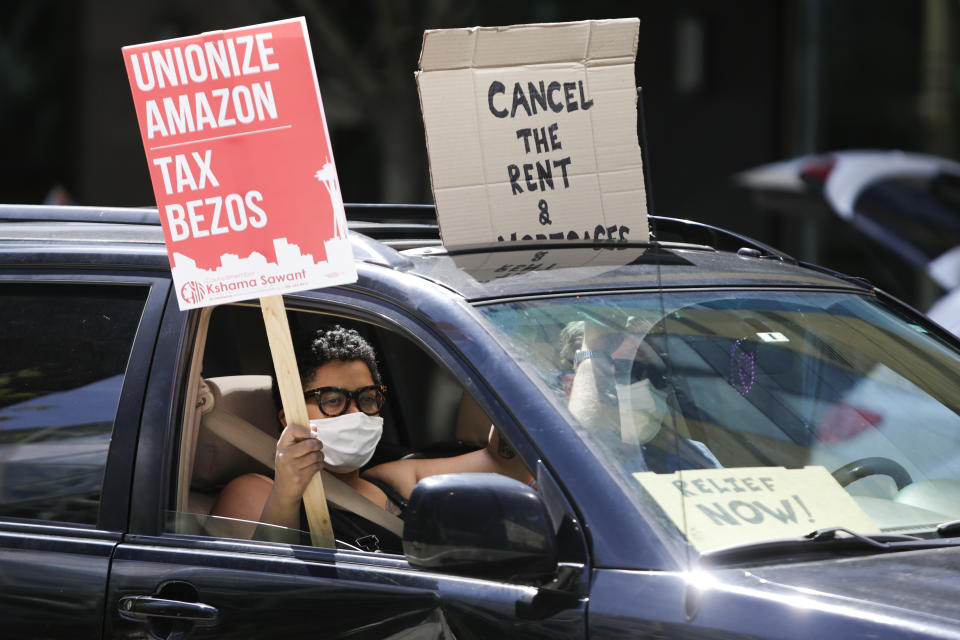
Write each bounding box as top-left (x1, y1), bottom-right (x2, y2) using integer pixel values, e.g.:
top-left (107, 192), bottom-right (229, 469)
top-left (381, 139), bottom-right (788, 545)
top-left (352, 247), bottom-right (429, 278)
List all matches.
top-left (299, 476), bottom-right (408, 553)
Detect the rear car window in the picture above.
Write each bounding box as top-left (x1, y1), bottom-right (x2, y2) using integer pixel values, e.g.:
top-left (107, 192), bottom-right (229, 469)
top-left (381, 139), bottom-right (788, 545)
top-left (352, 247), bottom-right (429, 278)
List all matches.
top-left (0, 283), bottom-right (148, 524)
top-left (854, 174), bottom-right (960, 260)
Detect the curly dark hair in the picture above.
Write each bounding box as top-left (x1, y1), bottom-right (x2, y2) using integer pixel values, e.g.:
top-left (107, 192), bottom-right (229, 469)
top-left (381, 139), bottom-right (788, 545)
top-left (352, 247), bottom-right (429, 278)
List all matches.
top-left (297, 325), bottom-right (381, 386)
top-left (271, 325), bottom-right (382, 420)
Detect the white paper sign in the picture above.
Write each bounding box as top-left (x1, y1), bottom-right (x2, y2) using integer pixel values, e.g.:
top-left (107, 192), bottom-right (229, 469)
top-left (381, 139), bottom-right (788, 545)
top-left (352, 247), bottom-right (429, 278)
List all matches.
top-left (634, 466), bottom-right (880, 552)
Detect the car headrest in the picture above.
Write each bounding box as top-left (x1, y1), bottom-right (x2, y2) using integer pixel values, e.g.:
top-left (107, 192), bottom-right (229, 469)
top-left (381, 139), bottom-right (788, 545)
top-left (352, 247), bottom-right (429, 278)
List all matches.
top-left (192, 375), bottom-right (278, 491)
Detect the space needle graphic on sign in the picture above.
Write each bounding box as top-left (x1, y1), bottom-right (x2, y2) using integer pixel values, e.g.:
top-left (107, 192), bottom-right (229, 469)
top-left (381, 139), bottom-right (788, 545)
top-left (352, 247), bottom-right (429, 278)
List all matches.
top-left (123, 17), bottom-right (357, 310)
top-left (170, 157), bottom-right (352, 308)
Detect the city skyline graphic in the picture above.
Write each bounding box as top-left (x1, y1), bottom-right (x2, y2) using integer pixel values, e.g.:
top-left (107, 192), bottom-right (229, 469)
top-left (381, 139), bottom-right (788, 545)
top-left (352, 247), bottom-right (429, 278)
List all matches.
top-left (169, 159), bottom-right (356, 309)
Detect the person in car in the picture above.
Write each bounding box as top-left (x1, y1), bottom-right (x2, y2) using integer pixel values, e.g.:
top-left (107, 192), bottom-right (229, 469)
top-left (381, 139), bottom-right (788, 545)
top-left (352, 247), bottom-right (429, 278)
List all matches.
top-left (559, 317), bottom-right (720, 473)
top-left (211, 325), bottom-right (531, 548)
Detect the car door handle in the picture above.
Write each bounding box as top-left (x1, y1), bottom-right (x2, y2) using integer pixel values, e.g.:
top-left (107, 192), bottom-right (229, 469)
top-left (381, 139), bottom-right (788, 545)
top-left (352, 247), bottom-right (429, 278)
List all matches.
top-left (118, 596), bottom-right (219, 626)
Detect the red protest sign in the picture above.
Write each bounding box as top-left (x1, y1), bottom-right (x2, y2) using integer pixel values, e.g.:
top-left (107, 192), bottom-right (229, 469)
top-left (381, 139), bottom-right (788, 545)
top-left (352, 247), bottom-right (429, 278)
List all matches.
top-left (123, 17), bottom-right (355, 310)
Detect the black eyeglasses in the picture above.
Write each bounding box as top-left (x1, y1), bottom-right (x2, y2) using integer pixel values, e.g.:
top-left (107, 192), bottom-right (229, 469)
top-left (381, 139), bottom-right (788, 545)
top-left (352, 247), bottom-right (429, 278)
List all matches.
top-left (304, 384), bottom-right (387, 417)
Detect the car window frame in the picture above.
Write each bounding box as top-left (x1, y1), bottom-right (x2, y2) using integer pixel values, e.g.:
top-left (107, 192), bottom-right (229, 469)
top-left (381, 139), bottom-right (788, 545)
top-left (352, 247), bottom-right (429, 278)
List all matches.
top-left (0, 270), bottom-right (170, 534)
top-left (128, 281), bottom-right (592, 585)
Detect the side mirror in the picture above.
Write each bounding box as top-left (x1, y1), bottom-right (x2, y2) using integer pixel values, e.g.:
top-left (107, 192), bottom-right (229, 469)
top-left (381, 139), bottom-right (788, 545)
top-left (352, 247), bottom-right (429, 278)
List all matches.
top-left (403, 473), bottom-right (558, 583)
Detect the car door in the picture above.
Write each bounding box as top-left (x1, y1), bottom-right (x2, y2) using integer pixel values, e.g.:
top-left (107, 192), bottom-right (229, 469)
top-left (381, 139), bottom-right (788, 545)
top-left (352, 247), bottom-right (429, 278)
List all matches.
top-left (104, 286), bottom-right (587, 639)
top-left (0, 273), bottom-right (168, 639)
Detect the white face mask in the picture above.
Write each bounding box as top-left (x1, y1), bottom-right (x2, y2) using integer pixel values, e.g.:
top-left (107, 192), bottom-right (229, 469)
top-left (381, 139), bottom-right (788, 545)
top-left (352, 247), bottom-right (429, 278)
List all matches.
top-left (309, 412), bottom-right (383, 473)
top-left (616, 379), bottom-right (668, 446)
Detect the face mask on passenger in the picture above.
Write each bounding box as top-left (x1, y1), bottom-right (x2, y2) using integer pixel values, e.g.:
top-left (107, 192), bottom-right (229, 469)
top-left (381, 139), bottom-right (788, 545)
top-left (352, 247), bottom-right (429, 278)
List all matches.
top-left (616, 378), bottom-right (668, 445)
top-left (309, 412), bottom-right (383, 473)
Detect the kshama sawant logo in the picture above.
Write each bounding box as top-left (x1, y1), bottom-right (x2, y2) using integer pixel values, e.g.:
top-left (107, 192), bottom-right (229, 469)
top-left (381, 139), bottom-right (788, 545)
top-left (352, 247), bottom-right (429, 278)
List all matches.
top-left (179, 281), bottom-right (206, 305)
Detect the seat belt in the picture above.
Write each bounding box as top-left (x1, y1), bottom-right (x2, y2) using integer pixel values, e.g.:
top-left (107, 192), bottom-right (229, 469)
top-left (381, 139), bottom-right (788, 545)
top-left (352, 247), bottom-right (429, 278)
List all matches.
top-left (199, 404), bottom-right (404, 537)
top-left (320, 471), bottom-right (404, 537)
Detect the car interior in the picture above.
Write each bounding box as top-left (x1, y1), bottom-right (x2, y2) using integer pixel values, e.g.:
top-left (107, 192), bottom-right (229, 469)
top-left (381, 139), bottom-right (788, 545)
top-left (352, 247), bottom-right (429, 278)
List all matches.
top-left (484, 290), bottom-right (960, 538)
top-left (170, 302), bottom-right (502, 548)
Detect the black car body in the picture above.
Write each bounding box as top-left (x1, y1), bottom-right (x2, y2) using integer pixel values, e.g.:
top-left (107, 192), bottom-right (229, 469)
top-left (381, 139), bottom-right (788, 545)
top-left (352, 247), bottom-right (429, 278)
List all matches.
top-left (4, 204), bottom-right (960, 639)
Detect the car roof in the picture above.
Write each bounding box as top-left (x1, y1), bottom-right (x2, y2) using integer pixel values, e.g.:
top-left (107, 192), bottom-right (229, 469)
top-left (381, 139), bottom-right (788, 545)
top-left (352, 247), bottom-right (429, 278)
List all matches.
top-left (396, 242), bottom-right (859, 301)
top-left (0, 203), bottom-right (865, 301)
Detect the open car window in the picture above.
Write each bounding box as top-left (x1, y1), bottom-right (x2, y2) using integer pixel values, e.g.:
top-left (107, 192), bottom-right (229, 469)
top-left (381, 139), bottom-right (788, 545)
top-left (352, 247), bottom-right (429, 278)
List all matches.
top-left (168, 302), bottom-right (515, 550)
top-left (480, 289), bottom-right (960, 553)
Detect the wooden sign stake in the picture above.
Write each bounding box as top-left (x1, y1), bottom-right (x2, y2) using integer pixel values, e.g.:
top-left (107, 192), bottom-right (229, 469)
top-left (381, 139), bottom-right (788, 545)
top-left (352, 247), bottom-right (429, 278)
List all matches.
top-left (260, 294), bottom-right (335, 545)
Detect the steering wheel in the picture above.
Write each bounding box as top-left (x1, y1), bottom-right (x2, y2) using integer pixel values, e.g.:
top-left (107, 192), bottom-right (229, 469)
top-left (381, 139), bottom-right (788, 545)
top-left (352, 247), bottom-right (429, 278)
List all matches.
top-left (832, 457), bottom-right (913, 490)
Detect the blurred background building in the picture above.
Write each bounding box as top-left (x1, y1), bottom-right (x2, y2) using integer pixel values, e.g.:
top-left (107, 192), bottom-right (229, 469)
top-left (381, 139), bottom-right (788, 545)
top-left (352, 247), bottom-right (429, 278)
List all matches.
top-left (1, 0), bottom-right (958, 309)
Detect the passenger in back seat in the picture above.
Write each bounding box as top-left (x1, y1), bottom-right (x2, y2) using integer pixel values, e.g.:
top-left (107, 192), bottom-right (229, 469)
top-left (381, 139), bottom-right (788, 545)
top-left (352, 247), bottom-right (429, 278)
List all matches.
top-left (211, 325), bottom-right (532, 551)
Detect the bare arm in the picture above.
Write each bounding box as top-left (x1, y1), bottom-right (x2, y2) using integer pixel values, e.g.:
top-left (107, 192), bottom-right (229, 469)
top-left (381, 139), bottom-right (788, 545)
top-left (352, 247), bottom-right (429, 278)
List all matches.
top-left (211, 472), bottom-right (273, 522)
top-left (363, 426), bottom-right (533, 499)
top-left (211, 423), bottom-right (324, 531)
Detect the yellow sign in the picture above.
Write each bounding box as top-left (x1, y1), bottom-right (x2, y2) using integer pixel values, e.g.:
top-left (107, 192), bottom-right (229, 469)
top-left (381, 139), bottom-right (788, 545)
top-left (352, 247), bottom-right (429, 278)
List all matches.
top-left (633, 466), bottom-right (879, 552)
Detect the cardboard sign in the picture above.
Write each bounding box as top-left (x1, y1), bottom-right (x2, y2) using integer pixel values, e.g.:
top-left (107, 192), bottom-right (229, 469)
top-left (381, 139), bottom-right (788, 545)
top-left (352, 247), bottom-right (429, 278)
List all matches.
top-left (123, 17), bottom-right (356, 310)
top-left (417, 19), bottom-right (648, 249)
top-left (633, 466), bottom-right (879, 552)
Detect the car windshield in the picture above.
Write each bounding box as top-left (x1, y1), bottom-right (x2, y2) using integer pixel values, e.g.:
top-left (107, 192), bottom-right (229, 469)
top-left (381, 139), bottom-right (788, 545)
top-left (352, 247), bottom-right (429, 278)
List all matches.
top-left (480, 290), bottom-right (960, 552)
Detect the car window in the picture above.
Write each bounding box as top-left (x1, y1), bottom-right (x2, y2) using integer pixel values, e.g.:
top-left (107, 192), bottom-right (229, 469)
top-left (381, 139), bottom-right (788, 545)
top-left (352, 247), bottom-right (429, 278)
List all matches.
top-left (854, 174), bottom-right (960, 260)
top-left (169, 303), bottom-right (515, 550)
top-left (0, 282), bottom-right (148, 525)
top-left (480, 290), bottom-right (960, 551)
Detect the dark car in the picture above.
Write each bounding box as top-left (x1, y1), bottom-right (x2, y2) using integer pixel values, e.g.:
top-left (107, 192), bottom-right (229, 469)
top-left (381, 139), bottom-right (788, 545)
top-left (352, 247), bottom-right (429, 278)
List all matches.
top-left (736, 149), bottom-right (960, 315)
top-left (736, 150), bottom-right (960, 289)
top-left (5, 204), bottom-right (960, 639)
